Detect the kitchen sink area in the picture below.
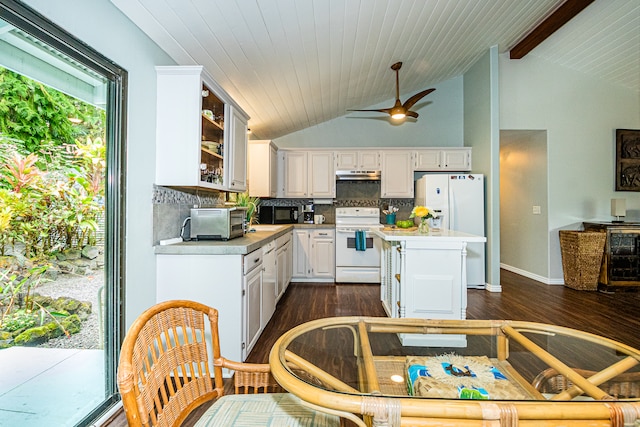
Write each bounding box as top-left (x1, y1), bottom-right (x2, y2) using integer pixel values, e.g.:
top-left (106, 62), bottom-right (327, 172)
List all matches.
top-left (249, 224), bottom-right (286, 232)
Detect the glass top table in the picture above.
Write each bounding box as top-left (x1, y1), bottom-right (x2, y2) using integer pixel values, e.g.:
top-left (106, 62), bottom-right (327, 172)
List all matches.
top-left (269, 317), bottom-right (640, 426)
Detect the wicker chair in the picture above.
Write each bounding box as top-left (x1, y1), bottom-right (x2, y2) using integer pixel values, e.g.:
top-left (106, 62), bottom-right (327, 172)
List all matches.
top-left (117, 300), bottom-right (340, 427)
top-left (532, 367), bottom-right (640, 399)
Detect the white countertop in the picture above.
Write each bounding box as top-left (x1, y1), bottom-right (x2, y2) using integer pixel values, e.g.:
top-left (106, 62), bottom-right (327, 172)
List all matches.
top-left (374, 228), bottom-right (486, 243)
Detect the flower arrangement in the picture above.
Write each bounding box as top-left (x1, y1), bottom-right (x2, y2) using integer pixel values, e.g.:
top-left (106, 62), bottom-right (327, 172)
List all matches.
top-left (410, 206), bottom-right (435, 220)
top-left (410, 206), bottom-right (436, 233)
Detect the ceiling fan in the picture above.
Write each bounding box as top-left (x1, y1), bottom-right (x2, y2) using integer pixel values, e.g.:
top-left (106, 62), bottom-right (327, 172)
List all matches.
top-left (348, 62), bottom-right (435, 121)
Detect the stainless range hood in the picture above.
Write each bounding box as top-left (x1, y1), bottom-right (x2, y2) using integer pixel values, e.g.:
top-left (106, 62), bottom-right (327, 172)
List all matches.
top-left (336, 170), bottom-right (381, 181)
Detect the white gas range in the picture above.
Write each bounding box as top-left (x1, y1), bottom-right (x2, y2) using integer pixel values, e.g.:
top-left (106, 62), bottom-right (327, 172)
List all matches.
top-left (335, 207), bottom-right (383, 283)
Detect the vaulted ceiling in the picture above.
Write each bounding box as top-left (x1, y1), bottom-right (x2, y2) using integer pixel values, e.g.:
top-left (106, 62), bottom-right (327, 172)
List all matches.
top-left (111, 0), bottom-right (639, 140)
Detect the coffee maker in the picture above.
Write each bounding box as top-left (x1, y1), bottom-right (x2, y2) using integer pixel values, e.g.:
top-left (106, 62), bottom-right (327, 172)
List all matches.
top-left (302, 204), bottom-right (314, 224)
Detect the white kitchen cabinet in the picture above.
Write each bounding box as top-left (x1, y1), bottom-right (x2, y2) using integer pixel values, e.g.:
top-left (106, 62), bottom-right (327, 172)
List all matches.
top-left (156, 239), bottom-right (282, 363)
top-left (414, 148), bottom-right (471, 171)
top-left (276, 232), bottom-right (293, 301)
top-left (155, 65), bottom-right (250, 192)
top-left (292, 229), bottom-right (311, 278)
top-left (280, 150), bottom-right (335, 198)
top-left (292, 228), bottom-right (335, 282)
top-left (381, 151), bottom-right (414, 198)
top-left (261, 241), bottom-right (277, 328)
top-left (281, 151), bottom-right (307, 197)
top-left (228, 106), bottom-right (249, 191)
top-left (335, 150), bottom-right (380, 170)
top-left (243, 249), bottom-right (263, 356)
top-left (156, 254), bottom-right (247, 362)
top-left (311, 229), bottom-right (335, 278)
top-left (248, 140), bottom-right (278, 198)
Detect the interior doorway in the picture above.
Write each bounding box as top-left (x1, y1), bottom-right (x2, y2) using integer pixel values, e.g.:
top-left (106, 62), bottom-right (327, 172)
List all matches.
top-left (499, 130), bottom-right (549, 281)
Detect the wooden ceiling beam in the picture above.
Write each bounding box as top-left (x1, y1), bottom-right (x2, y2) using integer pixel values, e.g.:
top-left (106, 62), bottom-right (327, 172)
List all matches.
top-left (510, 0), bottom-right (596, 59)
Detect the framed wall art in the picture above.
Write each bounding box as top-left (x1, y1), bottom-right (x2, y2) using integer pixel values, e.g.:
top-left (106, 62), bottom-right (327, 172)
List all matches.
top-left (615, 129), bottom-right (640, 191)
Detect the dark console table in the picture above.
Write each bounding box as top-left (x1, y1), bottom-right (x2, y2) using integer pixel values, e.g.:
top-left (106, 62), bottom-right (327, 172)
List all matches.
top-left (583, 222), bottom-right (640, 291)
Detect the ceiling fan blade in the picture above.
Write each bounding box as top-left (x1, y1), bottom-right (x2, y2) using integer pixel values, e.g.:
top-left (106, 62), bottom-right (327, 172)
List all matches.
top-left (347, 108), bottom-right (392, 114)
top-left (406, 110), bottom-right (419, 119)
top-left (402, 88), bottom-right (436, 111)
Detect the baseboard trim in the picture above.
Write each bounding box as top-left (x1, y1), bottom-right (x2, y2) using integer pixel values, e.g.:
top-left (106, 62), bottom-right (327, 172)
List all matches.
top-left (500, 263), bottom-right (564, 285)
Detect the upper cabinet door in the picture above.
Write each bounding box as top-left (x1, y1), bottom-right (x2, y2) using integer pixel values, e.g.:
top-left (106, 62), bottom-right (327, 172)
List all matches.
top-left (381, 151), bottom-right (414, 198)
top-left (335, 151), bottom-right (358, 170)
top-left (308, 151), bottom-right (335, 198)
top-left (359, 151), bottom-right (381, 170)
top-left (414, 150), bottom-right (441, 170)
top-left (335, 150), bottom-right (380, 170)
top-left (441, 149), bottom-right (471, 171)
top-left (282, 151), bottom-right (308, 197)
top-left (281, 150), bottom-right (335, 198)
top-left (415, 148), bottom-right (471, 171)
top-left (228, 105), bottom-right (248, 191)
top-left (248, 140), bottom-right (277, 198)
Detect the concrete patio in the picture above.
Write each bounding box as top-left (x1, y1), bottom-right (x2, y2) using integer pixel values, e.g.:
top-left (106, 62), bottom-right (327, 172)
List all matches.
top-left (0, 347), bottom-right (105, 426)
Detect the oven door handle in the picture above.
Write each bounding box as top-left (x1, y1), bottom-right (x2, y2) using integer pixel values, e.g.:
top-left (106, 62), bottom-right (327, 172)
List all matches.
top-left (336, 228), bottom-right (381, 234)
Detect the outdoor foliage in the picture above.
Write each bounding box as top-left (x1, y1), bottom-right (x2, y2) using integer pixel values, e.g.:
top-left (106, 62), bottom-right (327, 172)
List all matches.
top-left (0, 67), bottom-right (105, 333)
top-left (0, 67), bottom-right (105, 259)
top-left (0, 68), bottom-right (105, 153)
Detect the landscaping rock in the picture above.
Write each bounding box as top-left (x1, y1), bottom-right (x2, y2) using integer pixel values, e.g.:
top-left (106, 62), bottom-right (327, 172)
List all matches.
top-left (13, 322), bottom-right (58, 345)
top-left (62, 249), bottom-right (81, 260)
top-left (12, 314), bottom-right (82, 346)
top-left (56, 260), bottom-right (75, 274)
top-left (81, 246), bottom-right (100, 260)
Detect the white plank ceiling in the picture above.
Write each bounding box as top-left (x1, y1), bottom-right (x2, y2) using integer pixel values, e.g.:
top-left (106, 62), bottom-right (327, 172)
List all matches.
top-left (111, 0), bottom-right (640, 140)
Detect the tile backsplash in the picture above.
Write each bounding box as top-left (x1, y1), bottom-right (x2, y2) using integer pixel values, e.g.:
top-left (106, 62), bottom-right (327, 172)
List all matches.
top-left (260, 181), bottom-right (413, 224)
top-left (152, 186), bottom-right (225, 244)
top-left (152, 180), bottom-right (415, 244)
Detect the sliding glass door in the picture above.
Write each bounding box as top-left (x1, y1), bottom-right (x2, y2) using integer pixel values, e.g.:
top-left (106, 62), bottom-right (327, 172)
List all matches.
top-left (0, 1), bottom-right (125, 425)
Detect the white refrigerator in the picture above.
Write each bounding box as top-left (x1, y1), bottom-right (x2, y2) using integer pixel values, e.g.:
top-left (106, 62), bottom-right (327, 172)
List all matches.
top-left (415, 174), bottom-right (486, 289)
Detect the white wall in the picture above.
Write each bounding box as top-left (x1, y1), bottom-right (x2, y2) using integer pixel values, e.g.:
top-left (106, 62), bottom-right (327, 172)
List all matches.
top-left (500, 130), bottom-right (549, 280)
top-left (500, 53), bottom-right (640, 281)
top-left (23, 0), bottom-right (175, 325)
top-left (274, 75), bottom-right (463, 148)
top-left (463, 46), bottom-right (501, 291)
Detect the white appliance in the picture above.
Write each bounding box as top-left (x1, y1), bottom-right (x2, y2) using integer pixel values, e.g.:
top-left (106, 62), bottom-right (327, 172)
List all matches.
top-left (415, 174), bottom-right (486, 289)
top-left (335, 207), bottom-right (383, 283)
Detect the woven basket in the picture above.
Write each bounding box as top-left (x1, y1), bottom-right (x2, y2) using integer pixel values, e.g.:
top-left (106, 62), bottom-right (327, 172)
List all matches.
top-left (559, 230), bottom-right (606, 290)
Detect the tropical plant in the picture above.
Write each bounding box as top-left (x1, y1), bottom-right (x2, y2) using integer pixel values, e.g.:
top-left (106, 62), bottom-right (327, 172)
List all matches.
top-left (0, 265), bottom-right (50, 329)
top-left (0, 67), bottom-right (101, 153)
top-left (233, 192), bottom-right (260, 225)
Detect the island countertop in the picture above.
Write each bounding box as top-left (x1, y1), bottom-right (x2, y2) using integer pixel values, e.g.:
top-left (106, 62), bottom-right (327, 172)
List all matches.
top-left (374, 228), bottom-right (486, 243)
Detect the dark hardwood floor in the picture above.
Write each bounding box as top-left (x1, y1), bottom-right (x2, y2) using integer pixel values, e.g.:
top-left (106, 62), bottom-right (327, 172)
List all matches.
top-left (105, 270), bottom-right (640, 426)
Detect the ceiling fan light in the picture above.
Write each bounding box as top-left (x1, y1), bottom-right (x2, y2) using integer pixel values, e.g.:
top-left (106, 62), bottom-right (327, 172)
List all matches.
top-left (390, 106), bottom-right (406, 120)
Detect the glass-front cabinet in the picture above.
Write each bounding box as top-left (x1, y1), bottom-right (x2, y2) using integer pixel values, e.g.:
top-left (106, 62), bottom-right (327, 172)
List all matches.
top-left (155, 65), bottom-right (249, 192)
top-left (200, 88), bottom-right (225, 186)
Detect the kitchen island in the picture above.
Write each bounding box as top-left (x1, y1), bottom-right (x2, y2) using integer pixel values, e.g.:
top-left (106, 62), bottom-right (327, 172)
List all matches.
top-left (374, 228), bottom-right (486, 347)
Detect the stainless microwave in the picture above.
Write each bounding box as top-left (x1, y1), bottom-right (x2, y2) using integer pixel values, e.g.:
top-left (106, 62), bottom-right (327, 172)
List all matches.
top-left (259, 206), bottom-right (299, 224)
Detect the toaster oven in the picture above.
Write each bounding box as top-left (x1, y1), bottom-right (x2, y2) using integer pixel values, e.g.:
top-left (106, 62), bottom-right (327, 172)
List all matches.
top-left (189, 207), bottom-right (247, 240)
